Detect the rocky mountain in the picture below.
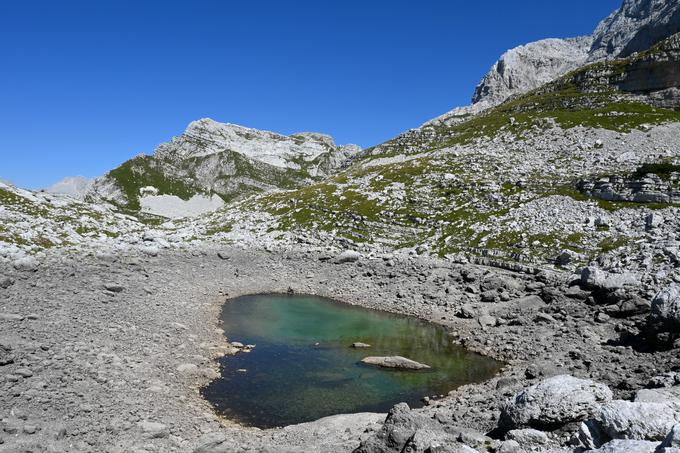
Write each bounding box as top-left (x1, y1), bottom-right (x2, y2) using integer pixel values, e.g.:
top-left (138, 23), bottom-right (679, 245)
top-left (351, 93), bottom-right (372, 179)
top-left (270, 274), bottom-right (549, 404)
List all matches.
top-left (467, 0), bottom-right (680, 113)
top-left (85, 118), bottom-right (360, 218)
top-left (589, 0), bottom-right (680, 61)
top-left (44, 175), bottom-right (93, 200)
top-left (471, 37), bottom-right (593, 107)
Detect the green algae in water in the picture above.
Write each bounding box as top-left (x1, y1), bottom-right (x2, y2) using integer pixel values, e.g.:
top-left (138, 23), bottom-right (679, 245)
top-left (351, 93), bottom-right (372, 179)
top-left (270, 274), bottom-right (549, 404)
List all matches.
top-left (202, 294), bottom-right (501, 428)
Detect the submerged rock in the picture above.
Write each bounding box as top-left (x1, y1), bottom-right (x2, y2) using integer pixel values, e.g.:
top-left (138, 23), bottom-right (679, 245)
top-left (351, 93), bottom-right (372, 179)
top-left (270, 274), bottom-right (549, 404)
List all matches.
top-left (351, 342), bottom-right (371, 348)
top-left (360, 356), bottom-right (431, 370)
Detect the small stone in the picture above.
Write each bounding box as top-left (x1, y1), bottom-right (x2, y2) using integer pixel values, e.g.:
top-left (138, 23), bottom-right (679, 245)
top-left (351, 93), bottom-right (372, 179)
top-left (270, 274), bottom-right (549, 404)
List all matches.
top-left (555, 250), bottom-right (574, 266)
top-left (646, 213), bottom-right (664, 230)
top-left (0, 343), bottom-right (14, 366)
top-left (15, 368), bottom-right (33, 378)
top-left (143, 246), bottom-right (159, 257)
top-left (0, 277), bottom-right (14, 289)
top-left (138, 421), bottom-right (168, 439)
top-left (335, 250), bottom-right (361, 263)
top-left (217, 251), bottom-right (230, 260)
top-left (12, 257), bottom-right (38, 272)
top-left (176, 363), bottom-right (198, 374)
top-left (103, 283), bottom-right (124, 293)
top-left (595, 312), bottom-right (611, 323)
top-left (0, 313), bottom-right (24, 322)
top-left (478, 314), bottom-right (497, 327)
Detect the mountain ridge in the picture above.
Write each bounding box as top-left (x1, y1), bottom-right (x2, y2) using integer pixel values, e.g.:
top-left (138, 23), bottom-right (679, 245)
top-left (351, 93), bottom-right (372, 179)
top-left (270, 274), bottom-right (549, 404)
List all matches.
top-left (80, 118), bottom-right (361, 217)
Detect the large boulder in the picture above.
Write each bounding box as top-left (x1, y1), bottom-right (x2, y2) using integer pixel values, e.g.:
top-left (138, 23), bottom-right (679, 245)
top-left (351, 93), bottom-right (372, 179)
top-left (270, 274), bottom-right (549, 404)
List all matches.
top-left (658, 425), bottom-right (680, 453)
top-left (660, 424), bottom-right (680, 450)
top-left (499, 375), bottom-right (613, 430)
top-left (594, 400), bottom-right (680, 441)
top-left (354, 403), bottom-right (483, 453)
top-left (581, 267), bottom-right (640, 292)
top-left (650, 285), bottom-right (680, 329)
top-left (585, 439), bottom-right (659, 453)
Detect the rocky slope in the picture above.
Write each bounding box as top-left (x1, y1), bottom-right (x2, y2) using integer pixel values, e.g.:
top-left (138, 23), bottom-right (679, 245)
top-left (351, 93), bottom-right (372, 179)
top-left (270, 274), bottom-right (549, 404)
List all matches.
top-left (85, 118), bottom-right (360, 218)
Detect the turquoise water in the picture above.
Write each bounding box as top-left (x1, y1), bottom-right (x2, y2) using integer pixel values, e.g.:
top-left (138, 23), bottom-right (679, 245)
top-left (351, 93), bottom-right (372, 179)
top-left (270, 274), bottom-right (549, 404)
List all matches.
top-left (202, 293), bottom-right (501, 428)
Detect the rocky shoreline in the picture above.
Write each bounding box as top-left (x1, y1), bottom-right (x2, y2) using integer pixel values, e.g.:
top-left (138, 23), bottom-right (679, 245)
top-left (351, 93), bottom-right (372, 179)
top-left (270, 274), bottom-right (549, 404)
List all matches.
top-left (1, 244), bottom-right (678, 452)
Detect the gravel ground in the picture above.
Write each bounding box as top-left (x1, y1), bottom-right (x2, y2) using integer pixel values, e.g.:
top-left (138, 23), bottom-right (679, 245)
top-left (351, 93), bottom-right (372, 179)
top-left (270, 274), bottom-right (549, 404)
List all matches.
top-left (1, 245), bottom-right (678, 452)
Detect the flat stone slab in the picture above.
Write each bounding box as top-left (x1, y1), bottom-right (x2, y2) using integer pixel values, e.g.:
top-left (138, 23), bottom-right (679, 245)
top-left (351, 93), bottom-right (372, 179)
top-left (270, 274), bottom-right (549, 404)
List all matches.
top-left (351, 342), bottom-right (371, 348)
top-left (360, 356), bottom-right (431, 370)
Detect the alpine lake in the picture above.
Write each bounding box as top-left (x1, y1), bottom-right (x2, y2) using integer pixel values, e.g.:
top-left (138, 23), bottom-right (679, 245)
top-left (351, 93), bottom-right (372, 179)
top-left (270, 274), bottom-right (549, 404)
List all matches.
top-left (202, 293), bottom-right (502, 428)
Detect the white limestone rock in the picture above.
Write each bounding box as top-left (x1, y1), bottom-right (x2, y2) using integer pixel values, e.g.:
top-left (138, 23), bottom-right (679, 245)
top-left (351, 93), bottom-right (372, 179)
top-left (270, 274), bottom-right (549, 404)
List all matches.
top-left (472, 36), bottom-right (592, 106)
top-left (361, 356), bottom-right (431, 370)
top-left (589, 0), bottom-right (680, 61)
top-left (585, 439), bottom-right (660, 453)
top-left (650, 285), bottom-right (680, 328)
top-left (595, 400), bottom-right (680, 441)
top-left (499, 375), bottom-right (613, 430)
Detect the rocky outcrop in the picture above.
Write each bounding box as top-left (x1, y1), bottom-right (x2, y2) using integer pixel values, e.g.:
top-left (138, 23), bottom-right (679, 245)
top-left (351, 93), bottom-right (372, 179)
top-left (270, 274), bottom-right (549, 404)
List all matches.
top-left (471, 37), bottom-right (592, 106)
top-left (445, 0), bottom-right (680, 116)
top-left (589, 0), bottom-right (680, 61)
top-left (578, 172), bottom-right (680, 205)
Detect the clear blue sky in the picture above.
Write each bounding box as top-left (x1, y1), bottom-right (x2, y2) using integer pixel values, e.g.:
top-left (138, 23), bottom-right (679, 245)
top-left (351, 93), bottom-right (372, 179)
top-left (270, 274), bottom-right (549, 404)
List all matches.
top-left (1, 0), bottom-right (621, 189)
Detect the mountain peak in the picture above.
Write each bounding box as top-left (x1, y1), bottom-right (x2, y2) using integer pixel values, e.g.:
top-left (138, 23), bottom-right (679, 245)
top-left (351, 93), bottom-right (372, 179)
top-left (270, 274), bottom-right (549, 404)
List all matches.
top-left (45, 176), bottom-right (93, 200)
